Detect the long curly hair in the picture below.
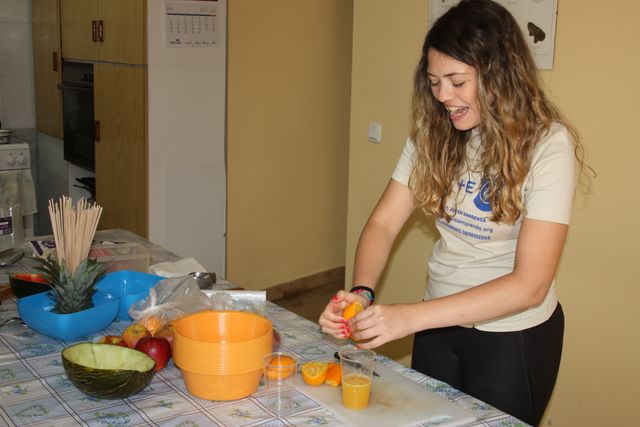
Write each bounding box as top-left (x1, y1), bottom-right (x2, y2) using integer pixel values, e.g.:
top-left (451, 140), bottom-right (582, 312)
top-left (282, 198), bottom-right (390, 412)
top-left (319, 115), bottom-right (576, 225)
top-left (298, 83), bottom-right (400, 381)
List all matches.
top-left (410, 0), bottom-right (585, 223)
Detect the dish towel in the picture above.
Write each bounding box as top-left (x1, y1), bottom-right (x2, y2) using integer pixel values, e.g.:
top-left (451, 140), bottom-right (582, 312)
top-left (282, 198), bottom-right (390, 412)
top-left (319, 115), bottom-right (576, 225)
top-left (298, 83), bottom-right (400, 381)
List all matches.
top-left (150, 257), bottom-right (207, 278)
top-left (0, 170), bottom-right (37, 215)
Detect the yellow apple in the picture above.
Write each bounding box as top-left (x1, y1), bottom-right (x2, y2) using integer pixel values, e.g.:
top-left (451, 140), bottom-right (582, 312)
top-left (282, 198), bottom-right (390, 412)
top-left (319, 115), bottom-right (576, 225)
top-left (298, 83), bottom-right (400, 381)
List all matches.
top-left (122, 323), bottom-right (151, 348)
top-left (98, 335), bottom-right (128, 347)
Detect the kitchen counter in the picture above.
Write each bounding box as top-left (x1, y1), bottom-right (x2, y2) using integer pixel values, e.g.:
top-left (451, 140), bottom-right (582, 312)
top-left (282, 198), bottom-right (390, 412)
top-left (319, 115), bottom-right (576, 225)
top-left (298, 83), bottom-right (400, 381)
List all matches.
top-left (0, 230), bottom-right (528, 426)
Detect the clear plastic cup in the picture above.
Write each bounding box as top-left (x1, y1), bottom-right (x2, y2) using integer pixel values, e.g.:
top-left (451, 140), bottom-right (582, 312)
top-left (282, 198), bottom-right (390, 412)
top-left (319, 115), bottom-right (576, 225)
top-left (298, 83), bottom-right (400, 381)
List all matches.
top-left (261, 352), bottom-right (299, 415)
top-left (339, 348), bottom-right (376, 410)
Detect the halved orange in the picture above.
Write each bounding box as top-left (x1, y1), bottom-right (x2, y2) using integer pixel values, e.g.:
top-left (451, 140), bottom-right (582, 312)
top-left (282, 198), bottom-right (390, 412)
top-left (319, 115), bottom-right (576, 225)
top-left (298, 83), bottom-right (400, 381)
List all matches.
top-left (342, 301), bottom-right (364, 320)
top-left (301, 361), bottom-right (329, 386)
top-left (265, 355), bottom-right (297, 380)
top-left (324, 363), bottom-right (341, 387)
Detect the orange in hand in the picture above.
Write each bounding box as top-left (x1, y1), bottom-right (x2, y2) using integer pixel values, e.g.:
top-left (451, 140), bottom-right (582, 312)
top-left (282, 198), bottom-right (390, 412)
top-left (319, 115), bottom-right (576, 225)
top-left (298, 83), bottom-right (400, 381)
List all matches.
top-left (324, 363), bottom-right (342, 387)
top-left (342, 301), bottom-right (364, 320)
top-left (265, 354), bottom-right (297, 380)
top-left (301, 361), bottom-right (329, 386)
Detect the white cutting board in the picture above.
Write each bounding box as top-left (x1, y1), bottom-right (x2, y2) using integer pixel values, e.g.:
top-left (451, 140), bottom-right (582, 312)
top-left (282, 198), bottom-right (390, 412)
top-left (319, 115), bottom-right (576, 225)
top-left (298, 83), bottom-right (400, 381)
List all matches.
top-left (297, 364), bottom-right (476, 427)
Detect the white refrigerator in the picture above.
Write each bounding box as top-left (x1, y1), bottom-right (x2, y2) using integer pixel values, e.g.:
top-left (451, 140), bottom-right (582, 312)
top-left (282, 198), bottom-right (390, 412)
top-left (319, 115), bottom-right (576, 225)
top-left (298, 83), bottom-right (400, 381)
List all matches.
top-left (147, 0), bottom-right (227, 277)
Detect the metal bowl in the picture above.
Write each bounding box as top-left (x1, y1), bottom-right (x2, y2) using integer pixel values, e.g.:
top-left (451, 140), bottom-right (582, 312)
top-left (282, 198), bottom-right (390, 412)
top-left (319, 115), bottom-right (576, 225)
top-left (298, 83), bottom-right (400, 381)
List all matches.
top-left (189, 272), bottom-right (217, 290)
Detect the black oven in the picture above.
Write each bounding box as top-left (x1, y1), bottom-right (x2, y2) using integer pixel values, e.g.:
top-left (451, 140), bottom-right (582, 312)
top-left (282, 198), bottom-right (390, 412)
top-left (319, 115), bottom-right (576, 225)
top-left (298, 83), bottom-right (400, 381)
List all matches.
top-left (61, 61), bottom-right (95, 171)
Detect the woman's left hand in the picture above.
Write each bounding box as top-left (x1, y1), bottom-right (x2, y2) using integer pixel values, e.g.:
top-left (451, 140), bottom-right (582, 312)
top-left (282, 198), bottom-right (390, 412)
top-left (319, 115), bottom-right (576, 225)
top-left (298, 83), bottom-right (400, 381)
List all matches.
top-left (348, 303), bottom-right (413, 349)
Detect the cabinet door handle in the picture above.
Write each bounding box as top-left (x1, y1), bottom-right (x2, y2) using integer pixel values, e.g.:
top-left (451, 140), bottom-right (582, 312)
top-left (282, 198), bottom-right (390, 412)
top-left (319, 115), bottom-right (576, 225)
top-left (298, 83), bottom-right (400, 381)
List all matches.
top-left (94, 120), bottom-right (101, 142)
top-left (92, 20), bottom-right (97, 42)
top-left (52, 51), bottom-right (58, 71)
top-left (98, 20), bottom-right (104, 42)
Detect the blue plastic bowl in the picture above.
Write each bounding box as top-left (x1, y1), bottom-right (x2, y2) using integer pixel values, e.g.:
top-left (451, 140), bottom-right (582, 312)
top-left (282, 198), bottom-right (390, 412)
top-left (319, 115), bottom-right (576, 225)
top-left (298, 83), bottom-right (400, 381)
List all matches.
top-left (17, 291), bottom-right (119, 341)
top-left (96, 270), bottom-right (163, 320)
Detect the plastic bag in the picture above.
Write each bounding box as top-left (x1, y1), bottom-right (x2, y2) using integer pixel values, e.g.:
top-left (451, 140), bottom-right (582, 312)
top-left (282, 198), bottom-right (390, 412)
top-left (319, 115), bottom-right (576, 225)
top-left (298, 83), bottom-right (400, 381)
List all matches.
top-left (207, 290), bottom-right (267, 316)
top-left (128, 276), bottom-right (211, 334)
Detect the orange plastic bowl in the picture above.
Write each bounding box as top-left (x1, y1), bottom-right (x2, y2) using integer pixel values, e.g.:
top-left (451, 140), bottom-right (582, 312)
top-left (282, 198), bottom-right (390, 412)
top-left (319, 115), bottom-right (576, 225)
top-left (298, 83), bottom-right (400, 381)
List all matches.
top-left (180, 369), bottom-right (264, 401)
top-left (172, 310), bottom-right (273, 400)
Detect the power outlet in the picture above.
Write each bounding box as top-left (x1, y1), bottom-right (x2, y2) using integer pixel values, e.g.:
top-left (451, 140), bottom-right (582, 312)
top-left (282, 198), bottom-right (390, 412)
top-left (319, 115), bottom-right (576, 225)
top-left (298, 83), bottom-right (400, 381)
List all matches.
top-left (368, 123), bottom-right (382, 143)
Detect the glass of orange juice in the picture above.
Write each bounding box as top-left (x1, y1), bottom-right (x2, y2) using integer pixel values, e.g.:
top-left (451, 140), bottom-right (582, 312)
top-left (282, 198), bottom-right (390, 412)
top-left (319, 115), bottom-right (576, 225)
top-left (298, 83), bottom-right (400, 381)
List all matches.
top-left (338, 348), bottom-right (376, 410)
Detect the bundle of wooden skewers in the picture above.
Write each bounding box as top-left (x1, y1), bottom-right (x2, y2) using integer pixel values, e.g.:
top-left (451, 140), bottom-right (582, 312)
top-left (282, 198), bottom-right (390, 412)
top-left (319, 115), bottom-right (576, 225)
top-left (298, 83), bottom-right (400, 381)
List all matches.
top-left (37, 196), bottom-right (107, 314)
top-left (48, 196), bottom-right (102, 275)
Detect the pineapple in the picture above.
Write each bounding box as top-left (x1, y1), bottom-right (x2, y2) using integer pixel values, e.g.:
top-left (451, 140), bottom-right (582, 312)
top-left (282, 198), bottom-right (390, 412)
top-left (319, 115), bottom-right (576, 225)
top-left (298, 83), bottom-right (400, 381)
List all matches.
top-left (37, 254), bottom-right (106, 314)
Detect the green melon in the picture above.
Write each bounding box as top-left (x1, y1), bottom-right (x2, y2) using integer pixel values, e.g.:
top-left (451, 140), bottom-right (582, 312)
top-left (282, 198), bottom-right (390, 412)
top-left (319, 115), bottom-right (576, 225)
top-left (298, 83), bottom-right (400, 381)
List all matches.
top-left (62, 342), bottom-right (156, 399)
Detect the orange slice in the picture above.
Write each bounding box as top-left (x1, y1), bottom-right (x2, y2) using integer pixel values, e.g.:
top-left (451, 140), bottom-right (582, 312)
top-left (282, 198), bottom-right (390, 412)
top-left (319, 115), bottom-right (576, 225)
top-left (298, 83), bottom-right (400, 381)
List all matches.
top-left (342, 301), bottom-right (364, 320)
top-left (265, 355), bottom-right (297, 380)
top-left (301, 361), bottom-right (329, 386)
top-left (325, 363), bottom-right (342, 387)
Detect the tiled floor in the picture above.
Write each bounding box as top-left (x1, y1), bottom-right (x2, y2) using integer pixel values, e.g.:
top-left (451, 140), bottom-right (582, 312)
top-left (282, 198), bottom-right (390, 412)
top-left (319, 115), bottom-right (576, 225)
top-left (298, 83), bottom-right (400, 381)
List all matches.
top-left (270, 280), bottom-right (344, 322)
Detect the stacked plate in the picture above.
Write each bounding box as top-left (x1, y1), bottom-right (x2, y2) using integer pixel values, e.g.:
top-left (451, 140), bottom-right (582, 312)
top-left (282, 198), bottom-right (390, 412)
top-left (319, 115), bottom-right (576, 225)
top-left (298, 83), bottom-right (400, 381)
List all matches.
top-left (0, 129), bottom-right (11, 144)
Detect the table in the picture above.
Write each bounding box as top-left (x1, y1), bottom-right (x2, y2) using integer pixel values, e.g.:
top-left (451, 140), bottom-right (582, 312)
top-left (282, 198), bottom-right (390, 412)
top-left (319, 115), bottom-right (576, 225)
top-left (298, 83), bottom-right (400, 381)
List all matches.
top-left (0, 230), bottom-right (528, 426)
top-left (0, 230), bottom-right (181, 286)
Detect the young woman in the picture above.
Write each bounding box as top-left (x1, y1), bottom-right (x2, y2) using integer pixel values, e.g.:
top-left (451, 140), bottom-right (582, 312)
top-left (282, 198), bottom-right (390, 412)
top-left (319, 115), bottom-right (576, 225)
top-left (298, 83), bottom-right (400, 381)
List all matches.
top-left (319, 1), bottom-right (588, 425)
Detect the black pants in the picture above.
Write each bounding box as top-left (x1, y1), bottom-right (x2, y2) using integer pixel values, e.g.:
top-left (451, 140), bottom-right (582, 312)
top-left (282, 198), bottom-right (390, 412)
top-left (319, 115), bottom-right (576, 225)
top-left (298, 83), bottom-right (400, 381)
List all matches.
top-left (411, 304), bottom-right (564, 426)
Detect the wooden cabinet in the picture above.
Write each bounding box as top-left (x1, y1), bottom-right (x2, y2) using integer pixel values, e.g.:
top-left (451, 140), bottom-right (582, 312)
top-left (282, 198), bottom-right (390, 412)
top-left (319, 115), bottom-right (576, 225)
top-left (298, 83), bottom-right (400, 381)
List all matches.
top-left (94, 64), bottom-right (147, 237)
top-left (32, 0), bottom-right (63, 138)
top-left (35, 1), bottom-right (149, 235)
top-left (60, 0), bottom-right (145, 65)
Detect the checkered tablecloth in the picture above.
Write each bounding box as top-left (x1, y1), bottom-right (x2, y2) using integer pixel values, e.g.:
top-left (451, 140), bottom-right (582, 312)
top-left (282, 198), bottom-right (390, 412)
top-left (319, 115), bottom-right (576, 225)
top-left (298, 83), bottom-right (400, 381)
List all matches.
top-left (0, 231), bottom-right (528, 426)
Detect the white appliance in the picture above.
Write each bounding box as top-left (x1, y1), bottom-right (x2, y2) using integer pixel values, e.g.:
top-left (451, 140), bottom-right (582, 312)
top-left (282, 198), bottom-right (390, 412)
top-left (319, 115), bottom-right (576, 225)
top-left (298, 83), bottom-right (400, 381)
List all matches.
top-left (147, 0), bottom-right (227, 277)
top-left (0, 142), bottom-right (30, 170)
top-left (0, 142), bottom-right (35, 244)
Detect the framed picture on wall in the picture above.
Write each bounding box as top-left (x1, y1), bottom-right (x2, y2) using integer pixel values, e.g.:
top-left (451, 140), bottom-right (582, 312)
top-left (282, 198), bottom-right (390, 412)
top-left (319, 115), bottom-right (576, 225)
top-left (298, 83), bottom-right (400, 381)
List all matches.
top-left (428, 0), bottom-right (558, 69)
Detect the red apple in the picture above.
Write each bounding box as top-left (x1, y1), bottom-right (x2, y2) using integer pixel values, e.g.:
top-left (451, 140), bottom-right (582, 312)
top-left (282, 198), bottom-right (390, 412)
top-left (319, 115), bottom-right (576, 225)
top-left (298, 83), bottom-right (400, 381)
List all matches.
top-left (135, 337), bottom-right (172, 371)
top-left (154, 322), bottom-right (174, 348)
top-left (122, 323), bottom-right (151, 348)
top-left (273, 329), bottom-right (281, 351)
top-left (98, 335), bottom-right (128, 347)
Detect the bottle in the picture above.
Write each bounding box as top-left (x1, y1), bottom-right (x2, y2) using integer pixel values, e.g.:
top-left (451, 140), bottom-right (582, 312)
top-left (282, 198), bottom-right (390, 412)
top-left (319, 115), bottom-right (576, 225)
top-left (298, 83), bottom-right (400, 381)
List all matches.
top-left (0, 204), bottom-right (24, 251)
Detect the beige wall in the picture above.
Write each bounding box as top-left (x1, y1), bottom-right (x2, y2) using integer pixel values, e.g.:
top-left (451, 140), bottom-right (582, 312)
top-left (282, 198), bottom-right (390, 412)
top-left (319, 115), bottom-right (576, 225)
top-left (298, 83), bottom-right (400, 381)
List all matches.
top-left (226, 1), bottom-right (353, 289)
top-left (347, 0), bottom-right (434, 363)
top-left (348, 0), bottom-right (639, 425)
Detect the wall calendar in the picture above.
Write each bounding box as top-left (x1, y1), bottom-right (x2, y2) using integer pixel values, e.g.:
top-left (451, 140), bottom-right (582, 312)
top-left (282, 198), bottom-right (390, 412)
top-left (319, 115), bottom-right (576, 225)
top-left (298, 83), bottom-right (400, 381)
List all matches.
top-left (165, 0), bottom-right (219, 47)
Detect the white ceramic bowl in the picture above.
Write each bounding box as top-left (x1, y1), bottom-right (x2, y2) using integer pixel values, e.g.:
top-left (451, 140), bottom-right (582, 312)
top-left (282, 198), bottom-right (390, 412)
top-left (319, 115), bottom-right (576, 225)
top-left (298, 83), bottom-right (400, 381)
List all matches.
top-left (0, 129), bottom-right (11, 144)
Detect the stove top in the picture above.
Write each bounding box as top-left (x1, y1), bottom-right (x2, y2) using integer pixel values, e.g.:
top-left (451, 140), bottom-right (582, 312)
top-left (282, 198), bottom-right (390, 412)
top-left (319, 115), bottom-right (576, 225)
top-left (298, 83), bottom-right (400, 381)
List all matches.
top-left (0, 141), bottom-right (28, 149)
top-left (0, 142), bottom-right (30, 170)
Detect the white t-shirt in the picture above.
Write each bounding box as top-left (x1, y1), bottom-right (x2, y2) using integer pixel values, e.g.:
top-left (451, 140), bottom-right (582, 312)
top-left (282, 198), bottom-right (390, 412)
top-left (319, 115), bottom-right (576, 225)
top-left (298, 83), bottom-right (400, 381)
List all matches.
top-left (392, 123), bottom-right (576, 332)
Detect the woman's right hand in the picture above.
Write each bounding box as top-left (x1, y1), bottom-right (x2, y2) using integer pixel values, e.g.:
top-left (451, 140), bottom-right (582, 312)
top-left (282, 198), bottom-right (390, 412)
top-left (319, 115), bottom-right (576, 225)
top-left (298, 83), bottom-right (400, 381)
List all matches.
top-left (318, 290), bottom-right (369, 339)
top-left (320, 179), bottom-right (412, 339)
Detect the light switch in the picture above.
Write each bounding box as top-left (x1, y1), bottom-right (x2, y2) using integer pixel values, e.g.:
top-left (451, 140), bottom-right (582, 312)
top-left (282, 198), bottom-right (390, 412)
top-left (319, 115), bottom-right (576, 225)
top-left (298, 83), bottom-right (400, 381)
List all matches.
top-left (368, 123), bottom-right (382, 143)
